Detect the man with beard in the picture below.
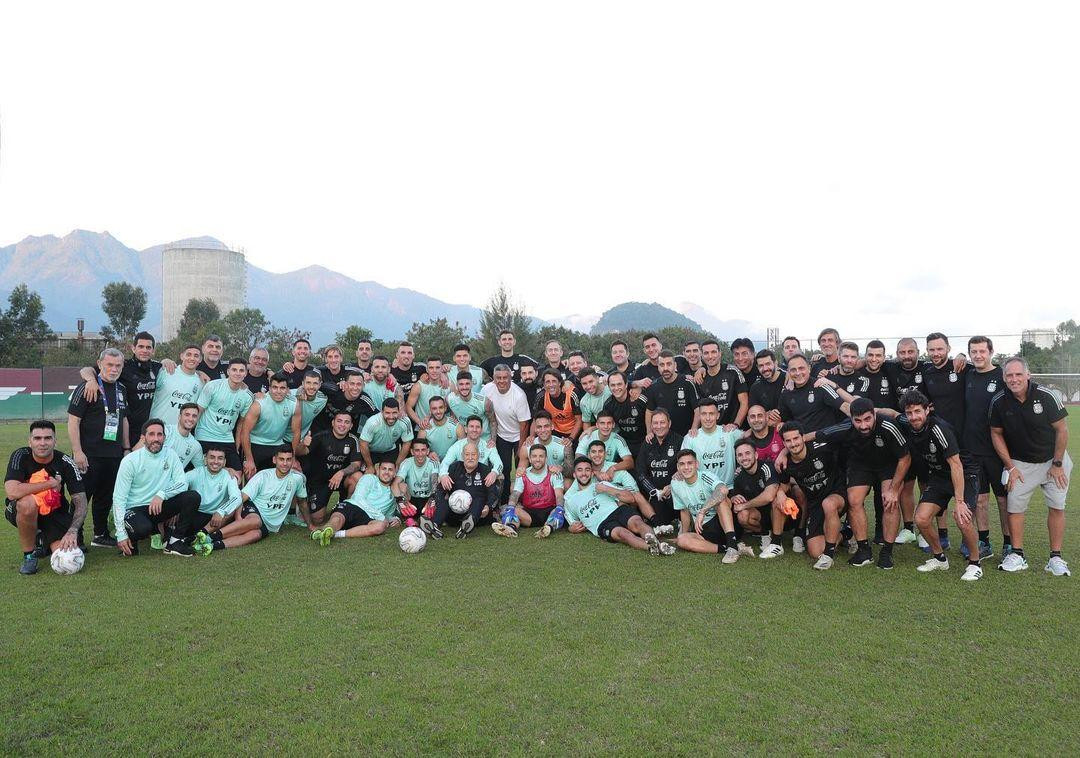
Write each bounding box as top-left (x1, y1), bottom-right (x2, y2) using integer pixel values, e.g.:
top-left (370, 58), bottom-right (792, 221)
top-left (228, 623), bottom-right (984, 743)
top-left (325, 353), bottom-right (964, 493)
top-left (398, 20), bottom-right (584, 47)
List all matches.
top-left (359, 399), bottom-right (414, 469)
top-left (280, 339), bottom-right (314, 390)
top-left (745, 405), bottom-right (785, 464)
top-left (351, 338), bottom-right (374, 377)
top-left (632, 335), bottom-right (691, 389)
top-left (728, 439), bottom-right (781, 552)
top-left (883, 337), bottom-right (927, 545)
top-left (493, 444), bottom-right (565, 538)
top-left (533, 370), bottom-right (582, 441)
top-left (697, 339), bottom-right (748, 427)
top-left (963, 336), bottom-right (1007, 559)
top-left (481, 329), bottom-right (538, 385)
top-left (645, 352), bottom-right (700, 437)
top-left (447, 372), bottom-right (496, 440)
top-left (483, 365), bottom-right (532, 501)
top-left (363, 356), bottom-right (402, 410)
top-left (295, 410), bottom-right (364, 523)
top-left (519, 411), bottom-right (573, 477)
top-left (602, 372), bottom-right (649, 458)
top-left (416, 396), bottom-right (464, 462)
top-left (308, 461), bottom-right (400, 545)
top-left (241, 373), bottom-right (296, 475)
top-left (517, 363), bottom-right (541, 408)
top-left (635, 408), bottom-right (681, 532)
top-left (390, 341), bottom-right (424, 400)
top-left (777, 354), bottom-right (852, 431)
top-left (77, 331), bottom-right (167, 441)
top-left (578, 368), bottom-right (612, 432)
top-left (318, 370), bottom-right (378, 437)
top-left (439, 417), bottom-right (502, 478)
top-left (749, 350), bottom-right (786, 419)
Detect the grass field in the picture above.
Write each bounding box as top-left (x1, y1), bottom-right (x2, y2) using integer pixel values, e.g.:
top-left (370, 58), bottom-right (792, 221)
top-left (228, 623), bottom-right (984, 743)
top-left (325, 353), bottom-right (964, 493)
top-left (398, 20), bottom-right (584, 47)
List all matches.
top-left (2, 419), bottom-right (1078, 755)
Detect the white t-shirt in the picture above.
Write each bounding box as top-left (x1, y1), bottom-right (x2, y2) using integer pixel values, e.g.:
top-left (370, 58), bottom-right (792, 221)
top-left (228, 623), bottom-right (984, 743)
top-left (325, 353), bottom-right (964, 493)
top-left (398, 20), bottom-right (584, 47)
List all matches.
top-left (482, 381), bottom-right (532, 443)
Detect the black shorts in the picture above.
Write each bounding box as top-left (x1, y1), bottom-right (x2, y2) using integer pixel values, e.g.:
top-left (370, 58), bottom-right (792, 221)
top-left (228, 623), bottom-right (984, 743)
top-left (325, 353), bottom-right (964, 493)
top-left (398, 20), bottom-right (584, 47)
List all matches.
top-left (250, 443), bottom-right (280, 472)
top-left (805, 490), bottom-right (845, 538)
top-left (974, 454), bottom-right (1006, 497)
top-left (919, 473), bottom-right (981, 515)
top-left (847, 464), bottom-right (895, 489)
top-left (5, 499), bottom-right (74, 545)
top-left (521, 505), bottom-right (555, 526)
top-left (370, 448), bottom-right (398, 466)
top-left (200, 440), bottom-right (242, 471)
top-left (699, 515), bottom-right (725, 546)
top-left (597, 505), bottom-right (637, 542)
top-left (240, 502), bottom-right (271, 538)
top-left (308, 481), bottom-right (348, 514)
top-left (332, 501), bottom-right (372, 530)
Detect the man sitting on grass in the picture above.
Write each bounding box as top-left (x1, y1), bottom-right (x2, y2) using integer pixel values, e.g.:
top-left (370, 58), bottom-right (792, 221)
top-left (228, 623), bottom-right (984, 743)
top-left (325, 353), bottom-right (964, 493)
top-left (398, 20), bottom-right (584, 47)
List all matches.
top-left (563, 456), bottom-right (676, 556)
top-left (422, 442), bottom-right (499, 540)
top-left (393, 439), bottom-right (439, 528)
top-left (186, 448), bottom-right (243, 542)
top-left (192, 445), bottom-right (307, 554)
top-left (492, 443), bottom-right (566, 539)
top-left (672, 449), bottom-right (752, 563)
top-left (310, 461), bottom-right (401, 545)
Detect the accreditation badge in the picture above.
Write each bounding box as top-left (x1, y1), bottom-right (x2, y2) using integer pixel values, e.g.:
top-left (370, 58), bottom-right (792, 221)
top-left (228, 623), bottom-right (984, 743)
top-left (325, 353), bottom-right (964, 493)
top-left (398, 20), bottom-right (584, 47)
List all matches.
top-left (103, 412), bottom-right (120, 442)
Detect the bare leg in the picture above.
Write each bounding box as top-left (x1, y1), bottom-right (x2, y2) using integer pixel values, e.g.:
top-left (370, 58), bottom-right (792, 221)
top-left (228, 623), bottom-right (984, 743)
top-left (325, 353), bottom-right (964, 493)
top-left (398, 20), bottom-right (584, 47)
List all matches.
top-left (916, 502), bottom-right (942, 553)
top-left (14, 496), bottom-right (38, 552)
top-left (609, 525), bottom-right (648, 550)
top-left (846, 486), bottom-right (870, 541)
top-left (341, 520), bottom-right (389, 538)
top-left (1048, 508), bottom-right (1065, 552)
top-left (676, 532), bottom-right (721, 554)
top-left (1008, 512), bottom-right (1026, 551)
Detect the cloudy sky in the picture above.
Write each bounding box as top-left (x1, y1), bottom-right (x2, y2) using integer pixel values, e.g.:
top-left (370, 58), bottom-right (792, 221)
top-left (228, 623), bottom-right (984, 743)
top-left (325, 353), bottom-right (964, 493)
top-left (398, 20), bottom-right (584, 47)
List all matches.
top-left (1, 2), bottom-right (1077, 350)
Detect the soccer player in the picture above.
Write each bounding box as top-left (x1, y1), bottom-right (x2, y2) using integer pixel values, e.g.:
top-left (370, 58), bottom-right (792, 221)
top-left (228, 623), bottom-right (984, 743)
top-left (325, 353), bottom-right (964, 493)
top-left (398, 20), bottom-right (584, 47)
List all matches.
top-left (285, 370), bottom-right (328, 456)
top-left (853, 340), bottom-right (896, 410)
top-left (186, 448), bottom-right (243, 544)
top-left (481, 329), bottom-right (538, 384)
top-left (112, 419), bottom-right (201, 557)
top-left (147, 343), bottom-right (204, 426)
top-left (492, 444), bottom-right (565, 538)
top-left (309, 461), bottom-right (400, 545)
top-left (775, 421), bottom-right (848, 570)
top-left (748, 350), bottom-right (786, 417)
top-left (517, 363), bottom-right (541, 408)
top-left (77, 331), bottom-right (166, 438)
top-left (745, 405), bottom-right (784, 463)
top-left (884, 337), bottom-right (928, 544)
top-left (632, 334), bottom-right (691, 388)
top-left (609, 340), bottom-right (633, 376)
top-left (296, 410), bottom-right (364, 523)
top-left (578, 368), bottom-right (612, 432)
top-left (193, 446), bottom-right (308, 553)
top-left (808, 398), bottom-right (911, 569)
top-left (241, 373), bottom-right (295, 475)
top-left (810, 328), bottom-right (841, 377)
top-left (447, 343), bottom-right (487, 389)
top-left (317, 370), bottom-right (378, 437)
top-left (575, 412), bottom-right (634, 472)
top-left (730, 338), bottom-right (760, 387)
top-left (5, 420), bottom-right (87, 574)
top-left (636, 408), bottom-right (682, 529)
top-left (580, 440), bottom-right (655, 520)
top-left (424, 442), bottom-right (499, 539)
top-left (697, 339), bottom-right (747, 427)
top-left (407, 357), bottom-right (451, 428)
top-left (194, 358), bottom-right (254, 482)
top-left (883, 390), bottom-right (983, 579)
top-left (963, 336), bottom-right (1007, 559)
top-left (541, 340), bottom-right (573, 384)
top-left (729, 439), bottom-right (781, 552)
top-left (563, 457), bottom-right (675, 555)
top-left (681, 399), bottom-right (743, 485)
top-left (416, 396), bottom-right (464, 462)
top-left (829, 341), bottom-right (863, 392)
top-left (990, 357), bottom-right (1071, 576)
top-left (393, 439), bottom-right (439, 527)
top-left (197, 334), bottom-right (229, 381)
top-left (244, 347), bottom-right (272, 396)
top-left (533, 369), bottom-right (582, 441)
top-left (644, 351), bottom-right (699, 436)
top-left (160, 403), bottom-right (203, 470)
top-left (671, 450), bottom-right (747, 562)
top-left (317, 345), bottom-right (351, 386)
top-left (448, 371), bottom-right (496, 439)
top-left (519, 410), bottom-right (573, 477)
top-left (483, 365), bottom-right (531, 501)
top-left (390, 341), bottom-right (424, 400)
top-left (364, 356), bottom-right (402, 409)
top-left (780, 336), bottom-right (802, 368)
top-left (683, 340), bottom-right (703, 375)
top-left (352, 338), bottom-right (374, 377)
top-left (359, 398), bottom-right (414, 469)
top-left (439, 417), bottom-right (503, 477)
top-left (68, 347), bottom-right (129, 548)
top-left (777, 353), bottom-right (851, 431)
top-left (280, 339), bottom-right (314, 389)
top-left (602, 371), bottom-right (648, 458)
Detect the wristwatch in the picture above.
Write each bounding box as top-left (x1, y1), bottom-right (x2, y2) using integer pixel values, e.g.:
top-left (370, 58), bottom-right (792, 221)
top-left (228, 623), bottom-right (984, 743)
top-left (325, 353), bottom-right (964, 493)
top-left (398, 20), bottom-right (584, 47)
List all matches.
top-left (1052, 460), bottom-right (1063, 467)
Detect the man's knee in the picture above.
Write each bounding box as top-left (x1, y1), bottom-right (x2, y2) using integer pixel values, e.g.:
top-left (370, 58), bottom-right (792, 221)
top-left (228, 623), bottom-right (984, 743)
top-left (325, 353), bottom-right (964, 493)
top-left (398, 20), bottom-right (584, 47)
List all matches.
top-left (15, 495), bottom-right (38, 518)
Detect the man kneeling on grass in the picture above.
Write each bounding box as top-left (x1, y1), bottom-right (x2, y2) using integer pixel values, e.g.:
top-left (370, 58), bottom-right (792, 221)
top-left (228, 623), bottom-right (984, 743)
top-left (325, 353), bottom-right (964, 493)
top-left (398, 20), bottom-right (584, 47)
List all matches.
top-left (563, 456), bottom-right (676, 556)
top-left (192, 445), bottom-right (307, 554)
top-left (311, 461), bottom-right (401, 545)
top-left (492, 443), bottom-right (566, 539)
top-left (673, 449), bottom-right (754, 563)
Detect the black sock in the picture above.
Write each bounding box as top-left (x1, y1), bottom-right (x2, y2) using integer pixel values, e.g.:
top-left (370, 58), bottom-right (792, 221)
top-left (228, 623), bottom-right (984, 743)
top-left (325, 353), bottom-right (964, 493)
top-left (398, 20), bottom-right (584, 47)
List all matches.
top-left (1013, 547), bottom-right (1025, 557)
top-left (938, 528), bottom-right (948, 539)
top-left (881, 542), bottom-right (894, 556)
top-left (212, 537), bottom-right (226, 551)
top-left (978, 529), bottom-right (989, 543)
top-left (857, 539), bottom-right (870, 552)
top-left (824, 542), bottom-right (836, 558)
top-left (795, 526), bottom-right (806, 539)
top-left (1003, 535), bottom-right (1012, 547)
top-left (934, 552), bottom-right (946, 561)
top-left (771, 531), bottom-right (783, 544)
top-left (725, 532), bottom-right (738, 550)
top-left (1050, 550), bottom-right (1061, 558)
top-left (968, 559), bottom-right (979, 566)
top-left (903, 521), bottom-right (914, 531)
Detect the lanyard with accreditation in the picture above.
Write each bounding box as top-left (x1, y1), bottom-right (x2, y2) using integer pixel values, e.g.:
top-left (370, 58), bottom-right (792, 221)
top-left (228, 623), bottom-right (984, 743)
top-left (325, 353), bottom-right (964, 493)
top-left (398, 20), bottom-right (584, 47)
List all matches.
top-left (98, 375), bottom-right (121, 442)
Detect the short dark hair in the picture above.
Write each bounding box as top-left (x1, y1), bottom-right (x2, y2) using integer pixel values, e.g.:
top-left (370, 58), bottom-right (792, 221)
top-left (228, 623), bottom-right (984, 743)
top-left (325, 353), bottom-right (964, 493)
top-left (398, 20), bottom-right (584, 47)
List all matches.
top-left (455, 371), bottom-right (473, 383)
top-left (607, 370), bottom-right (628, 385)
top-left (734, 438), bottom-right (756, 454)
top-left (782, 336), bottom-right (801, 346)
top-left (610, 340), bottom-right (627, 351)
top-left (901, 389), bottom-right (930, 410)
top-left (178, 402), bottom-right (200, 414)
top-left (227, 357), bottom-right (246, 368)
top-left (141, 418), bottom-right (165, 436)
top-left (573, 455), bottom-right (593, 468)
top-left (786, 352), bottom-right (809, 367)
top-left (372, 355), bottom-right (390, 364)
top-left (925, 332), bottom-right (949, 346)
top-left (133, 331), bottom-right (155, 346)
top-left (677, 449), bottom-right (697, 462)
top-left (755, 349), bottom-right (776, 363)
top-left (568, 350), bottom-right (585, 361)
top-left (182, 343), bottom-right (201, 354)
top-left (303, 369), bottom-right (322, 381)
top-left (596, 410), bottom-right (615, 422)
top-left (968, 335), bottom-right (993, 352)
top-left (702, 339), bottom-right (720, 350)
top-left (398, 340), bottom-right (413, 348)
top-left (357, 338), bottom-right (372, 348)
top-left (780, 420), bottom-right (805, 437)
top-left (293, 338), bottom-right (311, 348)
top-left (533, 410), bottom-right (553, 422)
top-left (275, 444), bottom-right (294, 457)
top-left (642, 333), bottom-right (659, 344)
top-left (588, 440), bottom-right (606, 452)
top-left (426, 356), bottom-right (442, 364)
top-left (696, 398), bottom-right (718, 410)
top-left (529, 444), bottom-right (547, 456)
top-left (269, 372), bottom-right (289, 386)
top-left (204, 334), bottom-right (223, 345)
top-left (658, 350), bottom-right (675, 360)
top-left (866, 340), bottom-right (885, 352)
top-left (465, 415), bottom-right (483, 427)
top-left (579, 367), bottom-right (597, 380)
top-left (849, 397), bottom-right (875, 417)
top-left (411, 438), bottom-right (428, 448)
top-left (839, 341), bottom-right (860, 354)
top-left (499, 329), bottom-right (514, 338)
top-left (731, 337), bottom-right (755, 353)
top-left (29, 419), bottom-right (55, 434)
top-left (453, 343), bottom-right (471, 354)
top-left (683, 340), bottom-right (701, 349)
top-left (382, 398), bottom-right (400, 409)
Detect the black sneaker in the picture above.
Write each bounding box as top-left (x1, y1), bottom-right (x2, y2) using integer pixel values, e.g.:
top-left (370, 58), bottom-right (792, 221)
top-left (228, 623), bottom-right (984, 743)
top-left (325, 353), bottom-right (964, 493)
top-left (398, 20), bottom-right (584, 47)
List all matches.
top-left (91, 533), bottom-right (118, 548)
top-left (876, 550), bottom-right (894, 570)
top-left (19, 554), bottom-right (39, 575)
top-left (455, 514), bottom-right (475, 540)
top-left (163, 540), bottom-right (194, 557)
top-left (848, 548), bottom-right (873, 567)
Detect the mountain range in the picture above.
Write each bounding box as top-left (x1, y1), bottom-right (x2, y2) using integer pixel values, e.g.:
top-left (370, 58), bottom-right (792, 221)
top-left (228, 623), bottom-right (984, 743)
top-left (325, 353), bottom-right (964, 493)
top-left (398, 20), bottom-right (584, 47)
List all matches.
top-left (0, 230), bottom-right (763, 345)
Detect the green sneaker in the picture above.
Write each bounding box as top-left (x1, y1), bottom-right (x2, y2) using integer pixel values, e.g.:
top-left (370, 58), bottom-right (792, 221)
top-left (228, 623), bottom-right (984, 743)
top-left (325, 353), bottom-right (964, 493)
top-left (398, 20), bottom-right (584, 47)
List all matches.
top-left (311, 526), bottom-right (333, 547)
top-left (150, 533), bottom-right (164, 550)
top-left (284, 514), bottom-right (306, 527)
top-left (192, 537), bottom-right (214, 556)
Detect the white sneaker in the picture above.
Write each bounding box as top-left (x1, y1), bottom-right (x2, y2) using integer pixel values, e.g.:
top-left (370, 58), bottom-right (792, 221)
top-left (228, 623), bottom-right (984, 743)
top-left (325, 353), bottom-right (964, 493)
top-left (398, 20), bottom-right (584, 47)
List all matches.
top-left (812, 554), bottom-right (834, 570)
top-left (917, 534), bottom-right (929, 549)
top-left (792, 536), bottom-right (806, 553)
top-left (644, 532), bottom-right (661, 556)
top-left (895, 528), bottom-right (917, 544)
top-left (658, 542), bottom-right (677, 556)
top-left (737, 541), bottom-right (755, 558)
top-left (961, 564), bottom-right (983, 582)
top-left (653, 523), bottom-right (675, 538)
top-left (722, 546), bottom-right (740, 564)
top-left (760, 534), bottom-right (772, 549)
top-left (917, 556), bottom-right (949, 573)
top-left (1045, 556), bottom-right (1071, 577)
top-left (999, 552), bottom-right (1029, 572)
top-left (759, 543), bottom-right (784, 560)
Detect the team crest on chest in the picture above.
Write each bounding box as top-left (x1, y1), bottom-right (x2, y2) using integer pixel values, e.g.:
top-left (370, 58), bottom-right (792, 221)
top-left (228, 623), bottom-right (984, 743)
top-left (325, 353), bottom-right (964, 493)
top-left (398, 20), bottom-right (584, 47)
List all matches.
top-left (875, 437), bottom-right (884, 447)
top-left (807, 392), bottom-right (815, 403)
top-left (631, 407), bottom-right (638, 417)
top-left (721, 380), bottom-right (728, 391)
top-left (948, 372), bottom-right (957, 382)
top-left (1033, 401), bottom-right (1043, 414)
top-left (914, 373), bottom-right (922, 384)
top-left (881, 378), bottom-right (889, 389)
top-left (929, 442), bottom-right (937, 453)
top-left (813, 459), bottom-right (823, 470)
top-left (676, 388), bottom-right (685, 401)
top-left (667, 447), bottom-right (674, 457)
top-left (343, 445), bottom-right (350, 454)
top-left (987, 381), bottom-right (997, 393)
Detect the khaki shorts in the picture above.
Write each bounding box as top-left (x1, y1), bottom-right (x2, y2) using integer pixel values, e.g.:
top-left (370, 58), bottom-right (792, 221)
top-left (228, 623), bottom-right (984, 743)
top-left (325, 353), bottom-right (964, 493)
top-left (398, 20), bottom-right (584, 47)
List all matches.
top-left (1007, 453), bottom-right (1072, 513)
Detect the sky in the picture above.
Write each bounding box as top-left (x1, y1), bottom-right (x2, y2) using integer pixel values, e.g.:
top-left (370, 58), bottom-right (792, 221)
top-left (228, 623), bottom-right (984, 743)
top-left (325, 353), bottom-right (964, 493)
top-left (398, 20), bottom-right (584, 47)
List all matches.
top-left (1, 2), bottom-right (1077, 353)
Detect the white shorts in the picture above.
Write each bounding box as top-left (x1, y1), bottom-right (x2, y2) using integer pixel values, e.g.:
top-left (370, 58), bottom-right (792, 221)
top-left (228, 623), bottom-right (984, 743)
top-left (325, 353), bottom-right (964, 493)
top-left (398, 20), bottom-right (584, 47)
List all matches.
top-left (1007, 453), bottom-right (1072, 513)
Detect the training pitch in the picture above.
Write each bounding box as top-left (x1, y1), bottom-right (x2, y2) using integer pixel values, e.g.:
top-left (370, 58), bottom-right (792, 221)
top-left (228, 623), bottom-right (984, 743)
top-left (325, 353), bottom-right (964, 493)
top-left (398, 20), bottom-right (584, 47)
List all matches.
top-left (1, 420), bottom-right (1078, 755)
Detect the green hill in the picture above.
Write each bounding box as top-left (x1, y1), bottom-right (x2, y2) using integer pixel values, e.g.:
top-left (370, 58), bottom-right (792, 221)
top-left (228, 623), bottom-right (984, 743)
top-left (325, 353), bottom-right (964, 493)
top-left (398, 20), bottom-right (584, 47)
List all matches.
top-left (590, 301), bottom-right (702, 335)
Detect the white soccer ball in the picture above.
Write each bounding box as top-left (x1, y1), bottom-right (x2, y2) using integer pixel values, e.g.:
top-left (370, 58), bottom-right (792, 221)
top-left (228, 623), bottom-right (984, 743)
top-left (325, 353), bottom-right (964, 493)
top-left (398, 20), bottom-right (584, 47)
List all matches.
top-left (398, 526), bottom-right (427, 554)
top-left (448, 489), bottom-right (472, 515)
top-left (50, 548), bottom-right (85, 575)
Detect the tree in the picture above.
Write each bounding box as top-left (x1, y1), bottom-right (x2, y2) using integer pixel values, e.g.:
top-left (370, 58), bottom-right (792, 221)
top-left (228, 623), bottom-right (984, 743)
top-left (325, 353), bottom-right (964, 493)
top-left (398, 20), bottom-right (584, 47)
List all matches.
top-left (220, 307), bottom-right (269, 356)
top-left (333, 325), bottom-right (373, 352)
top-left (100, 281), bottom-right (147, 343)
top-left (406, 318), bottom-right (470, 360)
top-left (264, 325), bottom-right (312, 368)
top-left (0, 284), bottom-right (53, 366)
top-left (477, 283), bottom-right (534, 358)
top-left (176, 298), bottom-right (222, 346)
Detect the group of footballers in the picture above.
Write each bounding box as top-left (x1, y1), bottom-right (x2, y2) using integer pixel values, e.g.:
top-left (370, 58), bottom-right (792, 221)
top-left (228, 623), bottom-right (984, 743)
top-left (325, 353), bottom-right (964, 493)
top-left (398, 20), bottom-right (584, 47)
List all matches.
top-left (5, 326), bottom-right (1072, 581)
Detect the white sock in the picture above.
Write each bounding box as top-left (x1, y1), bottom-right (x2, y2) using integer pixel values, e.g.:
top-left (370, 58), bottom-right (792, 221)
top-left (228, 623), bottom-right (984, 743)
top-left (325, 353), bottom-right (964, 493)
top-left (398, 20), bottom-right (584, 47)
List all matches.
top-left (333, 530), bottom-right (348, 539)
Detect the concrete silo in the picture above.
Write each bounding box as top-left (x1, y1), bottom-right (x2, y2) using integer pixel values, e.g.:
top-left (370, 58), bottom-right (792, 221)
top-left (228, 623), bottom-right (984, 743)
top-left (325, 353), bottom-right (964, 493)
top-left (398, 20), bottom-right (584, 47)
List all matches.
top-left (161, 246), bottom-right (247, 341)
